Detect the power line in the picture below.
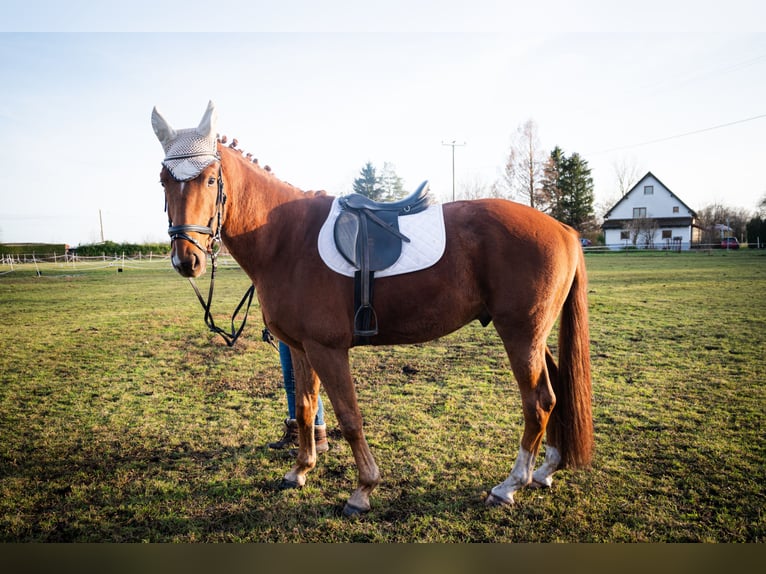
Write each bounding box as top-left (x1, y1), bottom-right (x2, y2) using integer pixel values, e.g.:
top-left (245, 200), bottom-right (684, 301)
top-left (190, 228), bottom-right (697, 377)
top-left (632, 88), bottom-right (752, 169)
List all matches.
top-left (598, 113), bottom-right (766, 154)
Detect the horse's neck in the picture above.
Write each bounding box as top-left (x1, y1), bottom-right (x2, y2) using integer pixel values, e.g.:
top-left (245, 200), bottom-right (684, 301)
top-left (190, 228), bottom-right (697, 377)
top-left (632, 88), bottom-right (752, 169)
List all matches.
top-left (219, 149), bottom-right (305, 264)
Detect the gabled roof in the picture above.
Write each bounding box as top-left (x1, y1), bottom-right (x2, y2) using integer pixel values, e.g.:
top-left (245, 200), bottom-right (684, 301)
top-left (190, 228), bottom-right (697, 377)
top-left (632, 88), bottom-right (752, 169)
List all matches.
top-left (604, 171), bottom-right (697, 219)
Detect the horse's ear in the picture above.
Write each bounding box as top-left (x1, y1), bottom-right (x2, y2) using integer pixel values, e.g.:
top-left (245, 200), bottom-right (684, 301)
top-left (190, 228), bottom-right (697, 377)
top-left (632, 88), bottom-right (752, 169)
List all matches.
top-left (196, 100), bottom-right (217, 138)
top-left (151, 106), bottom-right (176, 151)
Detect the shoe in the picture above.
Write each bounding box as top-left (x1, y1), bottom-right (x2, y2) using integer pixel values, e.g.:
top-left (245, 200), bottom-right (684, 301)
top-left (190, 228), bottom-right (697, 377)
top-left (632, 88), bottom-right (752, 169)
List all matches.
top-left (267, 418), bottom-right (298, 449)
top-left (288, 424), bottom-right (330, 456)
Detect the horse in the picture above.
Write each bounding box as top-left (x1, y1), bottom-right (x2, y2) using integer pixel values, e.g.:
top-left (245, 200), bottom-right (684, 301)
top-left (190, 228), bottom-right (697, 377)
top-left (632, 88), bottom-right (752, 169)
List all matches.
top-left (151, 101), bottom-right (593, 516)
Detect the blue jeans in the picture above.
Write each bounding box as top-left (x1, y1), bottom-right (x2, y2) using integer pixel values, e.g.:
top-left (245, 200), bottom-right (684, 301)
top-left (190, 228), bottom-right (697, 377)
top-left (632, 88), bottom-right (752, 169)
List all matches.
top-left (279, 341), bottom-right (325, 425)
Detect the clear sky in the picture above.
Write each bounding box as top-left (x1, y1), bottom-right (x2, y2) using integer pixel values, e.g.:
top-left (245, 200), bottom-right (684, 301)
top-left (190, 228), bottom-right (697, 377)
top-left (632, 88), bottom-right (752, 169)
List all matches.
top-left (1, 1), bottom-right (765, 246)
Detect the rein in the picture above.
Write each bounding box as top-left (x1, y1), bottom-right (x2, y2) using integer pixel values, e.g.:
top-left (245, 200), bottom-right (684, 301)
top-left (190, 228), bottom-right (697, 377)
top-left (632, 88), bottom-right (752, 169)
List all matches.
top-left (165, 156), bottom-right (256, 347)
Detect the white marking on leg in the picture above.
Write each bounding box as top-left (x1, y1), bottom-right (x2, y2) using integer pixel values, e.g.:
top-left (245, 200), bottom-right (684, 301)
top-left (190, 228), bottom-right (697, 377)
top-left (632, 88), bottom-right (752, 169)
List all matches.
top-left (532, 445), bottom-right (561, 488)
top-left (490, 446), bottom-right (536, 504)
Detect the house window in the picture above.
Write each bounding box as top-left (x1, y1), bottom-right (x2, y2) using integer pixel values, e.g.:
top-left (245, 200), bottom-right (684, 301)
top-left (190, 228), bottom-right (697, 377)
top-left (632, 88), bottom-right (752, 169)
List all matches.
top-left (662, 230), bottom-right (672, 239)
top-left (644, 185), bottom-right (654, 195)
top-left (620, 231), bottom-right (629, 240)
top-left (673, 206), bottom-right (679, 213)
top-left (633, 207), bottom-right (647, 218)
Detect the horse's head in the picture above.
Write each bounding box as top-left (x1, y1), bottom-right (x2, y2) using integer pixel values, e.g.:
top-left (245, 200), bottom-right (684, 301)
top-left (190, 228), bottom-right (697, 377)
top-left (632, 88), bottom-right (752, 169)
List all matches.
top-left (152, 101), bottom-right (223, 278)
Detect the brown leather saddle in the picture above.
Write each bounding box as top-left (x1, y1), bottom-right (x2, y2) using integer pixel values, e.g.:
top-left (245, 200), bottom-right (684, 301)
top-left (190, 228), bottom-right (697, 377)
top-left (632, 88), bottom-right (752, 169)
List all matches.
top-left (333, 181), bottom-right (433, 343)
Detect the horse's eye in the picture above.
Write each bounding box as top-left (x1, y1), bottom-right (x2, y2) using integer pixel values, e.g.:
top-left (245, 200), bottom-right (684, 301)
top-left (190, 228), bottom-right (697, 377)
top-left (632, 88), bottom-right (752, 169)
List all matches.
top-left (208, 177), bottom-right (216, 187)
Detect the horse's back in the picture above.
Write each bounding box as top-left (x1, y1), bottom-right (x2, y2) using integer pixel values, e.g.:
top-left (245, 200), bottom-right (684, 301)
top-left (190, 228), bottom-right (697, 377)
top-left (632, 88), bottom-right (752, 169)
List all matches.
top-left (444, 198), bottom-right (580, 262)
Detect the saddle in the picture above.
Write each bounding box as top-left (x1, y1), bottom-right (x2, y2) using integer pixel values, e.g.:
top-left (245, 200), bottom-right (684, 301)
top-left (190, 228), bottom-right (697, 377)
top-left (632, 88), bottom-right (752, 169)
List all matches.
top-left (333, 181), bottom-right (434, 342)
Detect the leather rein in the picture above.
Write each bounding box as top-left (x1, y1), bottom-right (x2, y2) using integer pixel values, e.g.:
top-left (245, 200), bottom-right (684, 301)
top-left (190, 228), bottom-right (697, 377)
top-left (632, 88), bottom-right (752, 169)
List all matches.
top-left (165, 152), bottom-right (256, 347)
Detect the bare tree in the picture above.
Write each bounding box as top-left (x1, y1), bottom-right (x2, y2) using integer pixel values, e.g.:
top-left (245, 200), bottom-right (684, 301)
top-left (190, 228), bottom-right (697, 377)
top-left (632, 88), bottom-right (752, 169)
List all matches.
top-left (697, 202), bottom-right (752, 245)
top-left (613, 157), bottom-right (642, 197)
top-left (503, 119), bottom-right (546, 209)
top-left (456, 175), bottom-right (497, 200)
top-left (625, 216), bottom-right (658, 248)
top-left (379, 162), bottom-right (405, 201)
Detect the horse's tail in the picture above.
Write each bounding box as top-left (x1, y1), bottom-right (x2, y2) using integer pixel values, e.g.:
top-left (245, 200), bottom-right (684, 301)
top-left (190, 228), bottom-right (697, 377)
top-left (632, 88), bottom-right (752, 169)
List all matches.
top-left (546, 247), bottom-right (593, 469)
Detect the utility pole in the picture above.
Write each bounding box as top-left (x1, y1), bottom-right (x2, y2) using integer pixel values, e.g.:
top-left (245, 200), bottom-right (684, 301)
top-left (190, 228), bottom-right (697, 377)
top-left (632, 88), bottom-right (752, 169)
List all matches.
top-left (99, 209), bottom-right (105, 243)
top-left (442, 140), bottom-right (466, 202)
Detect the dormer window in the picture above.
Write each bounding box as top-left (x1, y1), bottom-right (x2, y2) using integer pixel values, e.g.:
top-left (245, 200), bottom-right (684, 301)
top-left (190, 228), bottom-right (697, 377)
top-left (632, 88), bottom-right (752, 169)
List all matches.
top-left (644, 185), bottom-right (654, 195)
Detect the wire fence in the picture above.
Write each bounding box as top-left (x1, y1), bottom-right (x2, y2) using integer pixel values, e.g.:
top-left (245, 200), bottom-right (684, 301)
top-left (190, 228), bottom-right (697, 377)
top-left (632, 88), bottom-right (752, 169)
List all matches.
top-left (2, 242), bottom-right (760, 278)
top-left (0, 252), bottom-right (243, 277)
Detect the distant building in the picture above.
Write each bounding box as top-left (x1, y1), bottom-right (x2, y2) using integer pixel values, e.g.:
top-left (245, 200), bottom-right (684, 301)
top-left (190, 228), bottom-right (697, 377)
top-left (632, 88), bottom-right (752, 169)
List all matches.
top-left (601, 172), bottom-right (700, 250)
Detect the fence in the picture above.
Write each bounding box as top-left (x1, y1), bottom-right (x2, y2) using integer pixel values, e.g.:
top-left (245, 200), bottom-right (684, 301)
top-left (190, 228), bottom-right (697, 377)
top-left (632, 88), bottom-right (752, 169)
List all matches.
top-left (0, 252), bottom-right (242, 276)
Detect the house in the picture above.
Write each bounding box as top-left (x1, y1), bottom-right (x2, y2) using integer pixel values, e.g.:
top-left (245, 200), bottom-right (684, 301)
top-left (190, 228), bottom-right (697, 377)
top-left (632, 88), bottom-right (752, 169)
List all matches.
top-left (601, 172), bottom-right (700, 250)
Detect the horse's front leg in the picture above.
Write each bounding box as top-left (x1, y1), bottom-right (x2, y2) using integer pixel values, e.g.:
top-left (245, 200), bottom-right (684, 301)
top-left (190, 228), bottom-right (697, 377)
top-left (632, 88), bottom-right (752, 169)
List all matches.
top-left (302, 341), bottom-right (380, 516)
top-left (280, 347), bottom-right (320, 489)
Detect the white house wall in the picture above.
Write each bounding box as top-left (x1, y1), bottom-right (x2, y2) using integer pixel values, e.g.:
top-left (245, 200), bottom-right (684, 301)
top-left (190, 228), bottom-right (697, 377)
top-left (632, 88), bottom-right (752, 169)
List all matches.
top-left (607, 174), bottom-right (695, 220)
top-left (604, 226), bottom-right (694, 250)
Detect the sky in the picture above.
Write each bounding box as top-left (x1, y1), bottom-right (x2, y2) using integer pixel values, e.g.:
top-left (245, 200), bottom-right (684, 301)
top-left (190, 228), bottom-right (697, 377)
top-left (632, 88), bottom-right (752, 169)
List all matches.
top-left (1, 1), bottom-right (765, 246)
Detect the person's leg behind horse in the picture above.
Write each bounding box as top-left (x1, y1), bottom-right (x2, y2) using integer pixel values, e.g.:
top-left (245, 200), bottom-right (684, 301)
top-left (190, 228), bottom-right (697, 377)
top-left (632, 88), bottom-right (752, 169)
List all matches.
top-left (268, 341), bottom-right (328, 452)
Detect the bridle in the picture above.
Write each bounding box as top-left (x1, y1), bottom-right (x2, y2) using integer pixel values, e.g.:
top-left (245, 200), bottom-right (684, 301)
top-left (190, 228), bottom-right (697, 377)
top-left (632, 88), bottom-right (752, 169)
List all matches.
top-left (164, 152), bottom-right (256, 347)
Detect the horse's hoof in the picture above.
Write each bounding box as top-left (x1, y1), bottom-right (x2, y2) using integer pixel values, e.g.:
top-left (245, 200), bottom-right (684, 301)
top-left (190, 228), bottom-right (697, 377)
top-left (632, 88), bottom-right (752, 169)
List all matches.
top-left (528, 479), bottom-right (551, 490)
top-left (484, 491), bottom-right (514, 507)
top-left (279, 478), bottom-right (302, 490)
top-left (342, 502), bottom-right (369, 517)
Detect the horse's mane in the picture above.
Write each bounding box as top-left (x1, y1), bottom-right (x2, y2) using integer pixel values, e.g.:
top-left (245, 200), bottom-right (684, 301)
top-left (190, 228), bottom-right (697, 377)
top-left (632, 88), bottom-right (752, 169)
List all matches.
top-left (217, 134), bottom-right (327, 198)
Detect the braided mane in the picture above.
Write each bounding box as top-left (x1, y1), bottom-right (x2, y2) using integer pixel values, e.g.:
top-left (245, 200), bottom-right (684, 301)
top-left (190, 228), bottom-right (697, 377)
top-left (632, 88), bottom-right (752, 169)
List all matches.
top-left (217, 134), bottom-right (327, 198)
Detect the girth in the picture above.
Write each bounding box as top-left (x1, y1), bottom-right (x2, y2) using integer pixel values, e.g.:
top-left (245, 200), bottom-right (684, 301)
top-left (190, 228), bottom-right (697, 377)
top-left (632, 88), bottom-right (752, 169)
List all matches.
top-left (333, 181), bottom-right (433, 344)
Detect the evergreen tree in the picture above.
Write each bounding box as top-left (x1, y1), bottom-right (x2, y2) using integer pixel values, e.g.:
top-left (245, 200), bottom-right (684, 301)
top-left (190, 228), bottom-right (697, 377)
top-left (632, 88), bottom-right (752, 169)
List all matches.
top-left (541, 146), bottom-right (566, 220)
top-left (540, 147), bottom-right (595, 232)
top-left (559, 152), bottom-right (595, 232)
top-left (353, 161), bottom-right (384, 200)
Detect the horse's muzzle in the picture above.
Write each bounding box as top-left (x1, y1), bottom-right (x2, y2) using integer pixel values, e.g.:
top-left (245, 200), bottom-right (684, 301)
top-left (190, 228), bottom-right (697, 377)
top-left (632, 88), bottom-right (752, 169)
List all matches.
top-left (171, 241), bottom-right (208, 278)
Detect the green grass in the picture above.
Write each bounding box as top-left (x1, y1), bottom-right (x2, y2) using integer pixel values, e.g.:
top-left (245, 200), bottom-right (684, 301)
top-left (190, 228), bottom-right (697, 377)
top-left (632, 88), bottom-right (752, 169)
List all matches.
top-left (0, 251), bottom-right (764, 541)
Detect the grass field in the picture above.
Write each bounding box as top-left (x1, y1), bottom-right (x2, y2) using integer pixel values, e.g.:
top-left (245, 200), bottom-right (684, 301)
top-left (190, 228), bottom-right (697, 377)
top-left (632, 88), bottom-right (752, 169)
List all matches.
top-left (0, 251), bottom-right (764, 542)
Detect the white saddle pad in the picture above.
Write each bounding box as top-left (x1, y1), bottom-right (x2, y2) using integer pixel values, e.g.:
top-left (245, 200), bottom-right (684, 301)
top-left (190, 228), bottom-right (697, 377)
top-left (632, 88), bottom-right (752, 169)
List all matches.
top-left (317, 197), bottom-right (446, 278)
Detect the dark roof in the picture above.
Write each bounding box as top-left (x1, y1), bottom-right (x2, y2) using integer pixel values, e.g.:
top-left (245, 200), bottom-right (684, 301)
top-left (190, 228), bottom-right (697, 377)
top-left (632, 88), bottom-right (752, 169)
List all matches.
top-left (603, 171), bottom-right (698, 219)
top-left (602, 216), bottom-right (696, 230)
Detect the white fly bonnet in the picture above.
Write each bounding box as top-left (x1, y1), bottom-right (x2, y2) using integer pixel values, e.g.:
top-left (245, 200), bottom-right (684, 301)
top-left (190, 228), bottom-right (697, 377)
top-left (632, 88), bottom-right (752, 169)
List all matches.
top-left (152, 100), bottom-right (219, 181)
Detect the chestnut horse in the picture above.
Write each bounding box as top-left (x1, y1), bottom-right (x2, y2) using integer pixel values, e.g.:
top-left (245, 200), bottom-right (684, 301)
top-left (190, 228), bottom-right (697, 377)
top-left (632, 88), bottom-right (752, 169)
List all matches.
top-left (152, 102), bottom-right (593, 516)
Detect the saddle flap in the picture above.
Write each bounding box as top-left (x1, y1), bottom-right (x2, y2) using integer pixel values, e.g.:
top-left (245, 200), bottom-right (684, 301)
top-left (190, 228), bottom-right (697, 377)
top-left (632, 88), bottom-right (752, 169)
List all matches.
top-left (334, 210), bottom-right (361, 267)
top-left (333, 209), bottom-right (404, 271)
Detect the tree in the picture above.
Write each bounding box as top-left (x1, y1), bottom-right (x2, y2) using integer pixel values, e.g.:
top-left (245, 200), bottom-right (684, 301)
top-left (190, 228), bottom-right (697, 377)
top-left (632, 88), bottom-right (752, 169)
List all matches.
top-left (541, 146), bottom-right (566, 221)
top-left (613, 157), bottom-right (642, 197)
top-left (378, 162), bottom-right (405, 201)
top-left (746, 214), bottom-right (766, 248)
top-left (539, 147), bottom-right (596, 232)
top-left (503, 119), bottom-right (545, 209)
top-left (353, 162), bottom-right (384, 200)
top-left (560, 152), bottom-right (595, 232)
top-left (352, 161), bottom-right (407, 201)
top-left (456, 175), bottom-right (498, 200)
top-left (697, 203), bottom-right (751, 246)
top-left (750, 192), bottom-right (766, 248)
top-left (625, 215), bottom-right (659, 248)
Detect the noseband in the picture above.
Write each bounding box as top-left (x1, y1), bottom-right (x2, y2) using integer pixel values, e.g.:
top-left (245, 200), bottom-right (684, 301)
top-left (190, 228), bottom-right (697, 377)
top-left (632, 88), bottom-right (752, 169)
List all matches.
top-left (164, 153), bottom-right (256, 347)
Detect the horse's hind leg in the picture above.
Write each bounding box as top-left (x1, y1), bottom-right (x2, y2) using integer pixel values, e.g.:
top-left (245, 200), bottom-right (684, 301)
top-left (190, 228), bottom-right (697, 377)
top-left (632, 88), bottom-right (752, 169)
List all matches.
top-left (486, 339), bottom-right (556, 506)
top-left (530, 347), bottom-right (562, 488)
top-left (301, 341), bottom-right (380, 516)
